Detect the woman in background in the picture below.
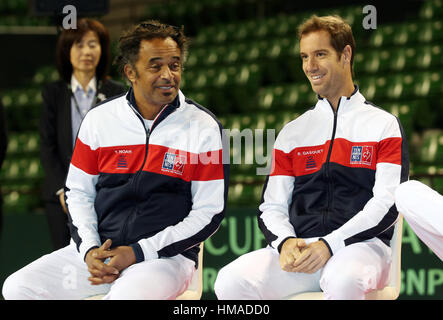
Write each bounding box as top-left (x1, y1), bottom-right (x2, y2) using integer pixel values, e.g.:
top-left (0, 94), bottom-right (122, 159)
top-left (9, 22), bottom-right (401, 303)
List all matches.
top-left (40, 18), bottom-right (126, 250)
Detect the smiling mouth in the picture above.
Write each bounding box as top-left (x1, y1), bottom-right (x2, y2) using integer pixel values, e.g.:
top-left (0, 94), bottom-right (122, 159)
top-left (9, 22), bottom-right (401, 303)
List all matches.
top-left (156, 85), bottom-right (176, 97)
top-left (156, 85), bottom-right (177, 92)
top-left (311, 74), bottom-right (325, 81)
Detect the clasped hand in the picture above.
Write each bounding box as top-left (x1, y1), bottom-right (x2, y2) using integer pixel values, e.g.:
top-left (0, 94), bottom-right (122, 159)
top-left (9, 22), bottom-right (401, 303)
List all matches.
top-left (85, 239), bottom-right (136, 285)
top-left (279, 238), bottom-right (331, 274)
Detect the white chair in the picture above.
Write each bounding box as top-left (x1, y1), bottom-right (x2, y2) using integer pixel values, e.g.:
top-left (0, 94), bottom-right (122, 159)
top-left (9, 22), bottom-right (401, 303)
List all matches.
top-left (175, 242), bottom-right (204, 300)
top-left (84, 242), bottom-right (204, 300)
top-left (285, 215), bottom-right (404, 300)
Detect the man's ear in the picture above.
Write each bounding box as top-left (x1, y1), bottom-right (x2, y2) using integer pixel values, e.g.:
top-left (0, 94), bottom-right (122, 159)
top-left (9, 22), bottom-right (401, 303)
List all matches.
top-left (342, 45), bottom-right (352, 65)
top-left (124, 64), bottom-right (137, 83)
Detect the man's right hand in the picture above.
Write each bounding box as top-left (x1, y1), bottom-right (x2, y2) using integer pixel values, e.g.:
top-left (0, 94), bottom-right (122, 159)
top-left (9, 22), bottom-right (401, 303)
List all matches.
top-left (85, 239), bottom-right (120, 285)
top-left (279, 238), bottom-right (306, 272)
top-left (59, 191), bottom-right (68, 214)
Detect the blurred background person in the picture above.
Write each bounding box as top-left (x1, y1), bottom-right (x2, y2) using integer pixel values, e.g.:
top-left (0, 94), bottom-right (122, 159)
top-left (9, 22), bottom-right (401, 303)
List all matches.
top-left (39, 18), bottom-right (125, 250)
top-left (0, 99), bottom-right (7, 239)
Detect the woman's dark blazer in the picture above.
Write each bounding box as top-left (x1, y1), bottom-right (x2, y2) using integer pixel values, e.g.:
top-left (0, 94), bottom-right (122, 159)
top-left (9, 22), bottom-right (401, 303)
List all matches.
top-left (39, 78), bottom-right (126, 202)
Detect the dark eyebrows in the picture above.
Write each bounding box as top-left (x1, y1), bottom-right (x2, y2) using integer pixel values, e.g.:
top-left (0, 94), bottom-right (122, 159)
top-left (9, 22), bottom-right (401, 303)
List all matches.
top-left (74, 39), bottom-right (99, 45)
top-left (148, 57), bottom-right (162, 64)
top-left (300, 49), bottom-right (329, 56)
top-left (148, 56), bottom-right (181, 64)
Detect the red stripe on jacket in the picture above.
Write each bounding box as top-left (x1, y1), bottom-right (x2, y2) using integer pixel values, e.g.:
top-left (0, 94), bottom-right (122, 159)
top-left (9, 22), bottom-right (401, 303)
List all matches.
top-left (377, 137), bottom-right (402, 165)
top-left (71, 138), bottom-right (99, 175)
top-left (98, 144), bottom-right (146, 173)
top-left (72, 140), bottom-right (224, 182)
top-left (270, 137), bottom-right (402, 177)
top-left (143, 144), bottom-right (224, 182)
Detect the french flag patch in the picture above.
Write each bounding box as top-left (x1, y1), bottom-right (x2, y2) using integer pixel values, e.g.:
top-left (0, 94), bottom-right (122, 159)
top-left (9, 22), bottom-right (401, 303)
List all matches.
top-left (350, 146), bottom-right (373, 165)
top-left (162, 152), bottom-right (186, 175)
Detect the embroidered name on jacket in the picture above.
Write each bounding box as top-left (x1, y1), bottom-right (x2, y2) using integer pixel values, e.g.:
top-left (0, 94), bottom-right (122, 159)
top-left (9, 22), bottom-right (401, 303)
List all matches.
top-left (114, 149), bottom-right (134, 170)
top-left (292, 147), bottom-right (325, 175)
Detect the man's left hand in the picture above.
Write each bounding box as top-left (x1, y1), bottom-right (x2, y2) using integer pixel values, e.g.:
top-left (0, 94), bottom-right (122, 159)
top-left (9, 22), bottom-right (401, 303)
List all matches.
top-left (290, 240), bottom-right (331, 274)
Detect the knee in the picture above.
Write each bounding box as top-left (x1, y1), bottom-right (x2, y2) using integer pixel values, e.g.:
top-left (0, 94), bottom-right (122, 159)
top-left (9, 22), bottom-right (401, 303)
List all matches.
top-left (214, 263), bottom-right (254, 300)
top-left (320, 266), bottom-right (368, 300)
top-left (395, 180), bottom-right (422, 213)
top-left (214, 265), bottom-right (235, 299)
top-left (108, 285), bottom-right (167, 300)
top-left (107, 273), bottom-right (182, 300)
top-left (2, 271), bottom-right (29, 300)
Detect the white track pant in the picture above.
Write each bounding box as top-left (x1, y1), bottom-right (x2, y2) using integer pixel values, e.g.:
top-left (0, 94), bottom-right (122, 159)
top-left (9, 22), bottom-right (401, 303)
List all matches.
top-left (2, 241), bottom-right (195, 300)
top-left (395, 180), bottom-right (443, 261)
top-left (215, 238), bottom-right (392, 300)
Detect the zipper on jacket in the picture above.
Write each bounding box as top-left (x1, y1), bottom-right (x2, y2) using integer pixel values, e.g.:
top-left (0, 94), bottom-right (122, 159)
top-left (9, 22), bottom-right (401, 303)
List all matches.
top-left (120, 208), bottom-right (137, 245)
top-left (119, 102), bottom-right (158, 244)
top-left (323, 99), bottom-right (341, 233)
top-left (120, 101), bottom-right (171, 244)
top-left (139, 128), bottom-right (151, 171)
top-left (132, 125), bottom-right (150, 202)
top-left (133, 105), bottom-right (170, 174)
top-left (126, 100), bottom-right (152, 171)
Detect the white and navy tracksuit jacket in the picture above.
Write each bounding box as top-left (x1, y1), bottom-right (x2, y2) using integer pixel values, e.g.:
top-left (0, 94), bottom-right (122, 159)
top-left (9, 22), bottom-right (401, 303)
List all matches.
top-left (258, 87), bottom-right (409, 255)
top-left (65, 88), bottom-right (229, 266)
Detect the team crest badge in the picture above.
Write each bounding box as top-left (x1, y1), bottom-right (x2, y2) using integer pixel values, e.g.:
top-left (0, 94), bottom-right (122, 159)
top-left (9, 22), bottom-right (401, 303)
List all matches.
top-left (305, 155), bottom-right (317, 170)
top-left (350, 146), bottom-right (373, 165)
top-left (117, 155), bottom-right (128, 168)
top-left (162, 152), bottom-right (186, 175)
top-left (114, 149), bottom-right (132, 170)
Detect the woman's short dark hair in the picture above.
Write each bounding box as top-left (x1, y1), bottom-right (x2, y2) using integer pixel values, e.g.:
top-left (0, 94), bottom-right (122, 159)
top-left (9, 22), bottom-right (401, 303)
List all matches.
top-left (56, 18), bottom-right (111, 82)
top-left (115, 20), bottom-right (189, 80)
